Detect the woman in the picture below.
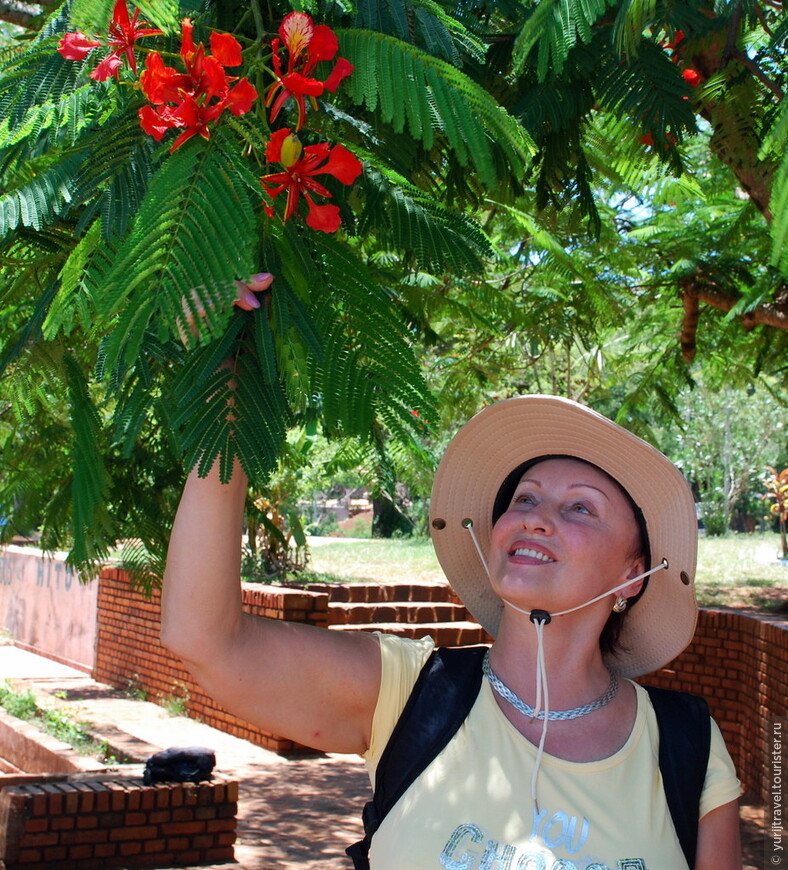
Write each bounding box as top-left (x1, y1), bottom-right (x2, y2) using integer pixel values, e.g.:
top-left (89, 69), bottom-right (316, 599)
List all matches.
top-left (162, 391), bottom-right (742, 869)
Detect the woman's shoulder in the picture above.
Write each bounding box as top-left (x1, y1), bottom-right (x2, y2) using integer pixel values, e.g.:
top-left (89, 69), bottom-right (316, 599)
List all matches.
top-left (365, 633), bottom-right (437, 770)
top-left (375, 632), bottom-right (437, 700)
top-left (633, 682), bottom-right (741, 815)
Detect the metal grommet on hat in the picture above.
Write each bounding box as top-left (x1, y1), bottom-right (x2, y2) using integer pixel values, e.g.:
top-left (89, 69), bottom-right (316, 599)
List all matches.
top-left (429, 395), bottom-right (698, 679)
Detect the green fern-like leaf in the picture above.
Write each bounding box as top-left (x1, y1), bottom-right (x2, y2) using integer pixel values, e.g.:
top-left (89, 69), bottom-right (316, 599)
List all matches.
top-left (310, 233), bottom-right (434, 437)
top-left (64, 353), bottom-right (112, 568)
top-left (94, 133), bottom-right (257, 377)
top-left (762, 100), bottom-right (788, 276)
top-left (44, 220), bottom-right (105, 339)
top-left (412, 1), bottom-right (487, 64)
top-left (66, 0), bottom-right (114, 35)
top-left (769, 150), bottom-right (788, 276)
top-left (232, 350), bottom-right (291, 481)
top-left (595, 37), bottom-right (696, 170)
top-left (358, 166), bottom-right (493, 273)
top-left (338, 29), bottom-right (533, 187)
top-left (118, 538), bottom-right (166, 594)
top-left (321, 336), bottom-right (376, 437)
top-left (491, 199), bottom-right (598, 283)
top-left (68, 0), bottom-right (179, 35)
top-left (130, 0), bottom-right (180, 34)
top-left (512, 0), bottom-right (610, 79)
top-left (0, 277), bottom-right (60, 377)
top-left (355, 0), bottom-right (486, 65)
top-left (0, 151), bottom-right (83, 238)
top-left (71, 111), bottom-right (159, 239)
top-left (0, 84), bottom-right (98, 151)
top-left (610, 0), bottom-right (658, 59)
top-left (113, 357), bottom-right (157, 457)
top-left (170, 316), bottom-right (290, 484)
top-left (0, 41), bottom-right (83, 132)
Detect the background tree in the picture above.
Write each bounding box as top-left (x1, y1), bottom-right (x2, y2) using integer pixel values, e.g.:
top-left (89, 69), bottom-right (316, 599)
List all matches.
top-left (660, 380), bottom-right (785, 535)
top-left (1, 0), bottom-right (786, 578)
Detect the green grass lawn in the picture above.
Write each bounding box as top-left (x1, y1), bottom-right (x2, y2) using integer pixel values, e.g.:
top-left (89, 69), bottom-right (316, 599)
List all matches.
top-left (303, 532), bottom-right (787, 613)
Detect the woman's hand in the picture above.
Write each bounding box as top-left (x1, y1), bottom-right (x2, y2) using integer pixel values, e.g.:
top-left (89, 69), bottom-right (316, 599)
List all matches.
top-left (234, 272), bottom-right (274, 310)
top-left (178, 272), bottom-right (275, 342)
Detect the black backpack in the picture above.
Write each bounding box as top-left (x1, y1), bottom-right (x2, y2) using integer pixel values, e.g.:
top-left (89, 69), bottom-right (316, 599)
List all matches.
top-left (347, 646), bottom-right (711, 869)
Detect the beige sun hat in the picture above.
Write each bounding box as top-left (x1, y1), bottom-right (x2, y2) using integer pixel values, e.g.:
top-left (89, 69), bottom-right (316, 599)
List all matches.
top-left (429, 395), bottom-right (698, 678)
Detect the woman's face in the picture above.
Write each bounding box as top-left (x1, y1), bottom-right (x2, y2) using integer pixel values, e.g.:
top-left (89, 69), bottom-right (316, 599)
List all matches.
top-left (487, 458), bottom-right (644, 615)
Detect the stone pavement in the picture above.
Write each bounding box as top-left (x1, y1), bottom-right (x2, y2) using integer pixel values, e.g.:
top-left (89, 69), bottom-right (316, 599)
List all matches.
top-left (0, 644), bottom-right (768, 870)
top-left (1, 644), bottom-right (370, 869)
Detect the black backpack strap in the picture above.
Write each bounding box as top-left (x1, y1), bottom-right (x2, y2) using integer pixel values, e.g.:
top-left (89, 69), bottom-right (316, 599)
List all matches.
top-left (346, 645), bottom-right (486, 869)
top-left (644, 685), bottom-right (711, 870)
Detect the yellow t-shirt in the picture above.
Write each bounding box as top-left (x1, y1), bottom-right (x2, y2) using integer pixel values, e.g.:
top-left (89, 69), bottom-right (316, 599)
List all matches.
top-left (364, 634), bottom-right (741, 870)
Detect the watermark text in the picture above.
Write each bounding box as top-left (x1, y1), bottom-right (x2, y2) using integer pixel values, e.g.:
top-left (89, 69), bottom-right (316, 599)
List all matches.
top-left (769, 718), bottom-right (785, 865)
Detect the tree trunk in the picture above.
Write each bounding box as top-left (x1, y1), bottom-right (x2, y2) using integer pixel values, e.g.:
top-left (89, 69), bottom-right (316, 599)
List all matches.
top-left (372, 495), bottom-right (413, 538)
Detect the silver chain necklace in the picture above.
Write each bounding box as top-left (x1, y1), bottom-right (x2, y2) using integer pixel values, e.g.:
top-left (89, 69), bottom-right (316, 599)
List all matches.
top-left (482, 650), bottom-right (619, 721)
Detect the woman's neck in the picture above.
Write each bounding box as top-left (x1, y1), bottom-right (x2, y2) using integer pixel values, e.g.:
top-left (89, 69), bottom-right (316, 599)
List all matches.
top-left (489, 608), bottom-right (612, 710)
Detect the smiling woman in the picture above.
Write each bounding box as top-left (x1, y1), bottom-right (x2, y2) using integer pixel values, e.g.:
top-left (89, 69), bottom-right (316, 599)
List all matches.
top-left (488, 458), bottom-right (646, 619)
top-left (163, 393), bottom-right (743, 870)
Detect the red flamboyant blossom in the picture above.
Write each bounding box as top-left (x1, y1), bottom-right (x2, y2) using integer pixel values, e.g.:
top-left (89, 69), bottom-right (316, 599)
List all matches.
top-left (663, 30), bottom-right (685, 52)
top-left (640, 131), bottom-right (677, 149)
top-left (265, 12), bottom-right (354, 131)
top-left (58, 32), bottom-right (102, 61)
top-left (57, 0), bottom-right (162, 81)
top-left (138, 18), bottom-right (257, 152)
top-left (260, 128), bottom-right (362, 233)
top-left (682, 68), bottom-right (702, 87)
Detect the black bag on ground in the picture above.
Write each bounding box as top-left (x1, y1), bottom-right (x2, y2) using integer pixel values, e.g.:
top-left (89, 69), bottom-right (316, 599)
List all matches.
top-left (143, 746), bottom-right (216, 785)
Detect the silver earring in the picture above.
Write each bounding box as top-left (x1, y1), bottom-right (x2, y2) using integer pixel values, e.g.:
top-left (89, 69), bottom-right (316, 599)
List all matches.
top-left (612, 596), bottom-right (628, 613)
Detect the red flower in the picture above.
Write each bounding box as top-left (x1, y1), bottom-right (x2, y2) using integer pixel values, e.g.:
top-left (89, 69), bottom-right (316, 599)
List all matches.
top-left (96, 0), bottom-right (162, 79)
top-left (209, 31), bottom-right (243, 67)
top-left (139, 103), bottom-right (177, 140)
top-left (663, 30), bottom-right (685, 52)
top-left (260, 128), bottom-right (362, 233)
top-left (641, 130), bottom-right (677, 150)
top-left (138, 18), bottom-right (257, 152)
top-left (57, 0), bottom-right (162, 81)
top-left (265, 12), bottom-right (354, 131)
top-left (682, 68), bottom-right (702, 87)
top-left (58, 32), bottom-right (102, 61)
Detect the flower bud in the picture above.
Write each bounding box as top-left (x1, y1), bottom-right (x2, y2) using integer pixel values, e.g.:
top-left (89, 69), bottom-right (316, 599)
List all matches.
top-left (280, 132), bottom-right (303, 167)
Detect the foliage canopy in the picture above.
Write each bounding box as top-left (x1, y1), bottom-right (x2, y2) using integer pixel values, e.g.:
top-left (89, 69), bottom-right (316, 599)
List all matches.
top-left (1, 0), bottom-right (786, 579)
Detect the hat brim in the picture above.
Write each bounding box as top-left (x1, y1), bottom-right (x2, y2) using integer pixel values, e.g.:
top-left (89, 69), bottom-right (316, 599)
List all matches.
top-left (429, 395), bottom-right (698, 678)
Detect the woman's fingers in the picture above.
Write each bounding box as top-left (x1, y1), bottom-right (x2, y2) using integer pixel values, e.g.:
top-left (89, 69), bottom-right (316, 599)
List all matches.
top-left (247, 272), bottom-right (275, 292)
top-left (178, 289), bottom-right (208, 344)
top-left (234, 273), bottom-right (274, 310)
top-left (177, 274), bottom-right (275, 343)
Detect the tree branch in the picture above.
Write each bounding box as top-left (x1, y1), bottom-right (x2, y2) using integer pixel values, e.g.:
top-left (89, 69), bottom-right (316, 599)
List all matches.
top-left (680, 277), bottom-right (788, 363)
top-left (675, 17), bottom-right (778, 223)
top-left (680, 280), bottom-right (700, 362)
top-left (0, 0), bottom-right (46, 29)
top-left (729, 48), bottom-right (785, 102)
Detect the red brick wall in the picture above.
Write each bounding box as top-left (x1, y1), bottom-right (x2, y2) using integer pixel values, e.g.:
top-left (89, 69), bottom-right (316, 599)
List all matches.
top-left (640, 608), bottom-right (786, 804)
top-left (0, 774), bottom-right (237, 869)
top-left (94, 568), bottom-right (786, 801)
top-left (94, 568), bottom-right (329, 754)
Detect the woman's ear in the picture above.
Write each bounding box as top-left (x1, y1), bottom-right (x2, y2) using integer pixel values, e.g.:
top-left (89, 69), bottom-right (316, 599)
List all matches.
top-left (619, 558), bottom-right (647, 599)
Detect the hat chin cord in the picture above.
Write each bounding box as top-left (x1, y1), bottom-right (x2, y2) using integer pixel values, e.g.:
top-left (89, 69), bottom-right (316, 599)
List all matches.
top-left (462, 518), bottom-right (668, 810)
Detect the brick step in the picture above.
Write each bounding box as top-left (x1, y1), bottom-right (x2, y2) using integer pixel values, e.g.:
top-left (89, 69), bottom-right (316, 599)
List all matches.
top-left (330, 621), bottom-right (491, 647)
top-left (327, 601), bottom-right (469, 626)
top-left (0, 756), bottom-right (23, 774)
top-left (303, 581), bottom-right (459, 605)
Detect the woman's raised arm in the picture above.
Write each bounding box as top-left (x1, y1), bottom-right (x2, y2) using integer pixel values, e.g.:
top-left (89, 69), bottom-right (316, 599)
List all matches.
top-left (161, 456), bottom-right (381, 755)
